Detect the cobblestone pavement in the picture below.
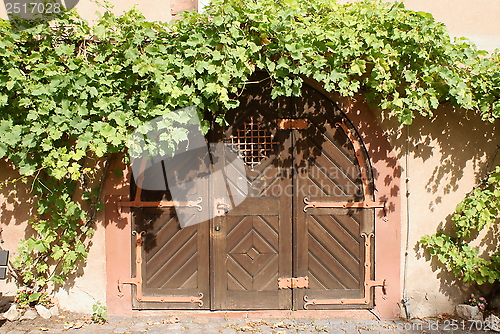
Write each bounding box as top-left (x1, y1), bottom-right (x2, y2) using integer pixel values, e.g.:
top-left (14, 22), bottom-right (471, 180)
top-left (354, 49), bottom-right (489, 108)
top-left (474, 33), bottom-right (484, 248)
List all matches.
top-left (0, 315), bottom-right (495, 334)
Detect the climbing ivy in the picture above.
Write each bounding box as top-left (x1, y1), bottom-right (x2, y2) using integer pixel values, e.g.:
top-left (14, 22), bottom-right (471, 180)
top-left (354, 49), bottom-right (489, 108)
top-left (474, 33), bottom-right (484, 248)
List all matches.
top-left (421, 166), bottom-right (500, 286)
top-left (0, 0), bottom-right (498, 290)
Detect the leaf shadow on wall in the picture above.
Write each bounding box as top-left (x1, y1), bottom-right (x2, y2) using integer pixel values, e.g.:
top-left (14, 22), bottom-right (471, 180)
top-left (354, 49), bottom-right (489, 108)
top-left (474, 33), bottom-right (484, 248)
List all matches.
top-left (406, 105), bottom-right (499, 304)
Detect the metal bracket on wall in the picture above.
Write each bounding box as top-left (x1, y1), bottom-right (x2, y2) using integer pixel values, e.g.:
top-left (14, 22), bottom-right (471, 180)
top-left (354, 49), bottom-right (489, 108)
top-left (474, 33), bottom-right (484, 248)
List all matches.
top-left (117, 231), bottom-right (204, 307)
top-left (303, 233), bottom-right (386, 309)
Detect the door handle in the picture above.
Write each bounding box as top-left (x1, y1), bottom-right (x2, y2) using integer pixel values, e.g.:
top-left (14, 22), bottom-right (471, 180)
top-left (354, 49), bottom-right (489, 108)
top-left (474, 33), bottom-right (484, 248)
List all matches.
top-left (214, 199), bottom-right (230, 217)
top-left (217, 203), bottom-right (230, 213)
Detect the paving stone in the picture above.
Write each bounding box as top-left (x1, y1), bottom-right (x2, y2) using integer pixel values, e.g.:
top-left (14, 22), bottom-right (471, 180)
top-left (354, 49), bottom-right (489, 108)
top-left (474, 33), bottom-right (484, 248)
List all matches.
top-left (48, 306), bottom-right (59, 317)
top-left (219, 328), bottom-right (238, 334)
top-left (164, 323), bottom-right (184, 330)
top-left (64, 330), bottom-right (96, 334)
top-left (3, 304), bottom-right (20, 322)
top-left (183, 323), bottom-right (202, 330)
top-left (330, 330), bottom-right (346, 334)
top-left (184, 330), bottom-right (205, 334)
top-left (359, 330), bottom-right (380, 334)
top-left (128, 322), bottom-right (148, 332)
top-left (343, 329), bottom-right (359, 334)
top-left (192, 317), bottom-right (211, 324)
top-left (257, 331), bottom-right (274, 334)
top-left (34, 305), bottom-right (51, 319)
top-left (20, 308), bottom-right (38, 320)
top-left (332, 322), bottom-right (359, 333)
top-left (310, 322), bottom-right (330, 332)
top-left (4, 314), bottom-right (495, 334)
top-left (45, 330), bottom-right (63, 334)
top-left (94, 323), bottom-right (116, 330)
top-left (330, 320), bottom-right (345, 330)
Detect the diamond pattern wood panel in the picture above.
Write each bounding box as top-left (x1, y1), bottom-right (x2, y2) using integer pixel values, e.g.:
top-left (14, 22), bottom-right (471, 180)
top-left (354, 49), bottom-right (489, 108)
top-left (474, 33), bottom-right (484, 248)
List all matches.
top-left (226, 216), bottom-right (279, 292)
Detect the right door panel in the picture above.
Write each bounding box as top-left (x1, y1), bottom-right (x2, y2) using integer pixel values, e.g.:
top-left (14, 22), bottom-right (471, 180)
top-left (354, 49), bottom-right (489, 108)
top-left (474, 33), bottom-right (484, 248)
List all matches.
top-left (293, 86), bottom-right (375, 310)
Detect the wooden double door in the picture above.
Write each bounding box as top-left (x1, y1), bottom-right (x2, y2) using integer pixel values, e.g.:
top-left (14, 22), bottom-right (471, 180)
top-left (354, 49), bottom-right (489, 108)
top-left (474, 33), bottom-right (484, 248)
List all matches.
top-left (129, 79), bottom-right (377, 310)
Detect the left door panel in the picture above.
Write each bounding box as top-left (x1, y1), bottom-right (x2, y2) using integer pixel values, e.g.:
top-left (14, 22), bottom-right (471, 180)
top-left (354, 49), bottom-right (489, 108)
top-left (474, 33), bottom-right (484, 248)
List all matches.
top-left (130, 155), bottom-right (210, 310)
top-left (132, 208), bottom-right (210, 309)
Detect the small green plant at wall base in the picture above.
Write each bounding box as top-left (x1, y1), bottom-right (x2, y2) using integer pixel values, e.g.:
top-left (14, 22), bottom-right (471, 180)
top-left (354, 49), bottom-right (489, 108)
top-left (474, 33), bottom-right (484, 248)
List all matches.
top-left (466, 294), bottom-right (488, 312)
top-left (14, 289), bottom-right (51, 309)
top-left (92, 302), bottom-right (107, 324)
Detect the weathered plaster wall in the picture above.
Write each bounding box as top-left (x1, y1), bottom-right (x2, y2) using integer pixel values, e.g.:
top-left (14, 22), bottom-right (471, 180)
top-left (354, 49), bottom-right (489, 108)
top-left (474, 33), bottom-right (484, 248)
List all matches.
top-left (52, 218), bottom-right (107, 313)
top-left (0, 161), bottom-right (107, 314)
top-left (0, 0), bottom-right (196, 22)
top-left (401, 0), bottom-right (500, 53)
top-left (0, 161), bottom-right (34, 300)
top-left (375, 107), bottom-right (498, 318)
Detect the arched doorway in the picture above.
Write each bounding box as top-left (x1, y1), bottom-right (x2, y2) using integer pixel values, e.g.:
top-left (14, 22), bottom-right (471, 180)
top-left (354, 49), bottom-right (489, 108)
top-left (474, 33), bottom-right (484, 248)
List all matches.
top-left (117, 75), bottom-right (390, 311)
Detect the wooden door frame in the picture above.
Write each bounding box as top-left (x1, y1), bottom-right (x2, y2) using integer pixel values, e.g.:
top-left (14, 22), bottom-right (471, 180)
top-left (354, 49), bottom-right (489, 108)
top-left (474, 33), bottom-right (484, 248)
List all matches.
top-left (104, 79), bottom-right (402, 319)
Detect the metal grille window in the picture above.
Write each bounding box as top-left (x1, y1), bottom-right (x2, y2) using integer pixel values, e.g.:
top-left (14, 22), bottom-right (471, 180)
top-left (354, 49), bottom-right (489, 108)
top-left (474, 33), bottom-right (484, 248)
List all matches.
top-left (229, 117), bottom-right (278, 167)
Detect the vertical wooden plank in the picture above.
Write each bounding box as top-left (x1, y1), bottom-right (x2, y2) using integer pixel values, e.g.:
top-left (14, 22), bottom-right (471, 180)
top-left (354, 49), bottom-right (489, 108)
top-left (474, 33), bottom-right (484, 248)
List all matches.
top-left (277, 101), bottom-right (293, 309)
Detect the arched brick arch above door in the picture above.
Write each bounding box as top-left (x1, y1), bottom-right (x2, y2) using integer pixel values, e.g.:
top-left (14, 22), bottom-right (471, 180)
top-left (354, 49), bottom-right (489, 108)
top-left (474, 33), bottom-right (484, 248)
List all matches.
top-left (104, 76), bottom-right (402, 319)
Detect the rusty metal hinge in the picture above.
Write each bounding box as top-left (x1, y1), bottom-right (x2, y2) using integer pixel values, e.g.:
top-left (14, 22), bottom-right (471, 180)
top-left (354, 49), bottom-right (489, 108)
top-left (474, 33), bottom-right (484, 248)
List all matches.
top-left (278, 119), bottom-right (308, 130)
top-left (278, 276), bottom-right (309, 289)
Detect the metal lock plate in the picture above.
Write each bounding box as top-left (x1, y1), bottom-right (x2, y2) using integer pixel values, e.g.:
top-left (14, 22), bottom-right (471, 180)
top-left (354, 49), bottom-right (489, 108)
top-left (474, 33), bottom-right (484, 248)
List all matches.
top-left (278, 276), bottom-right (309, 289)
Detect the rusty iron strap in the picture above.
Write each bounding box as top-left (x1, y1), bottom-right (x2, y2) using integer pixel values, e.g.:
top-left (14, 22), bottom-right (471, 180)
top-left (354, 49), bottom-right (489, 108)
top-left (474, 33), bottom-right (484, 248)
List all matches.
top-left (118, 197), bottom-right (203, 211)
top-left (277, 118), bottom-right (308, 130)
top-left (120, 158), bottom-right (202, 211)
top-left (303, 197), bottom-right (385, 212)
